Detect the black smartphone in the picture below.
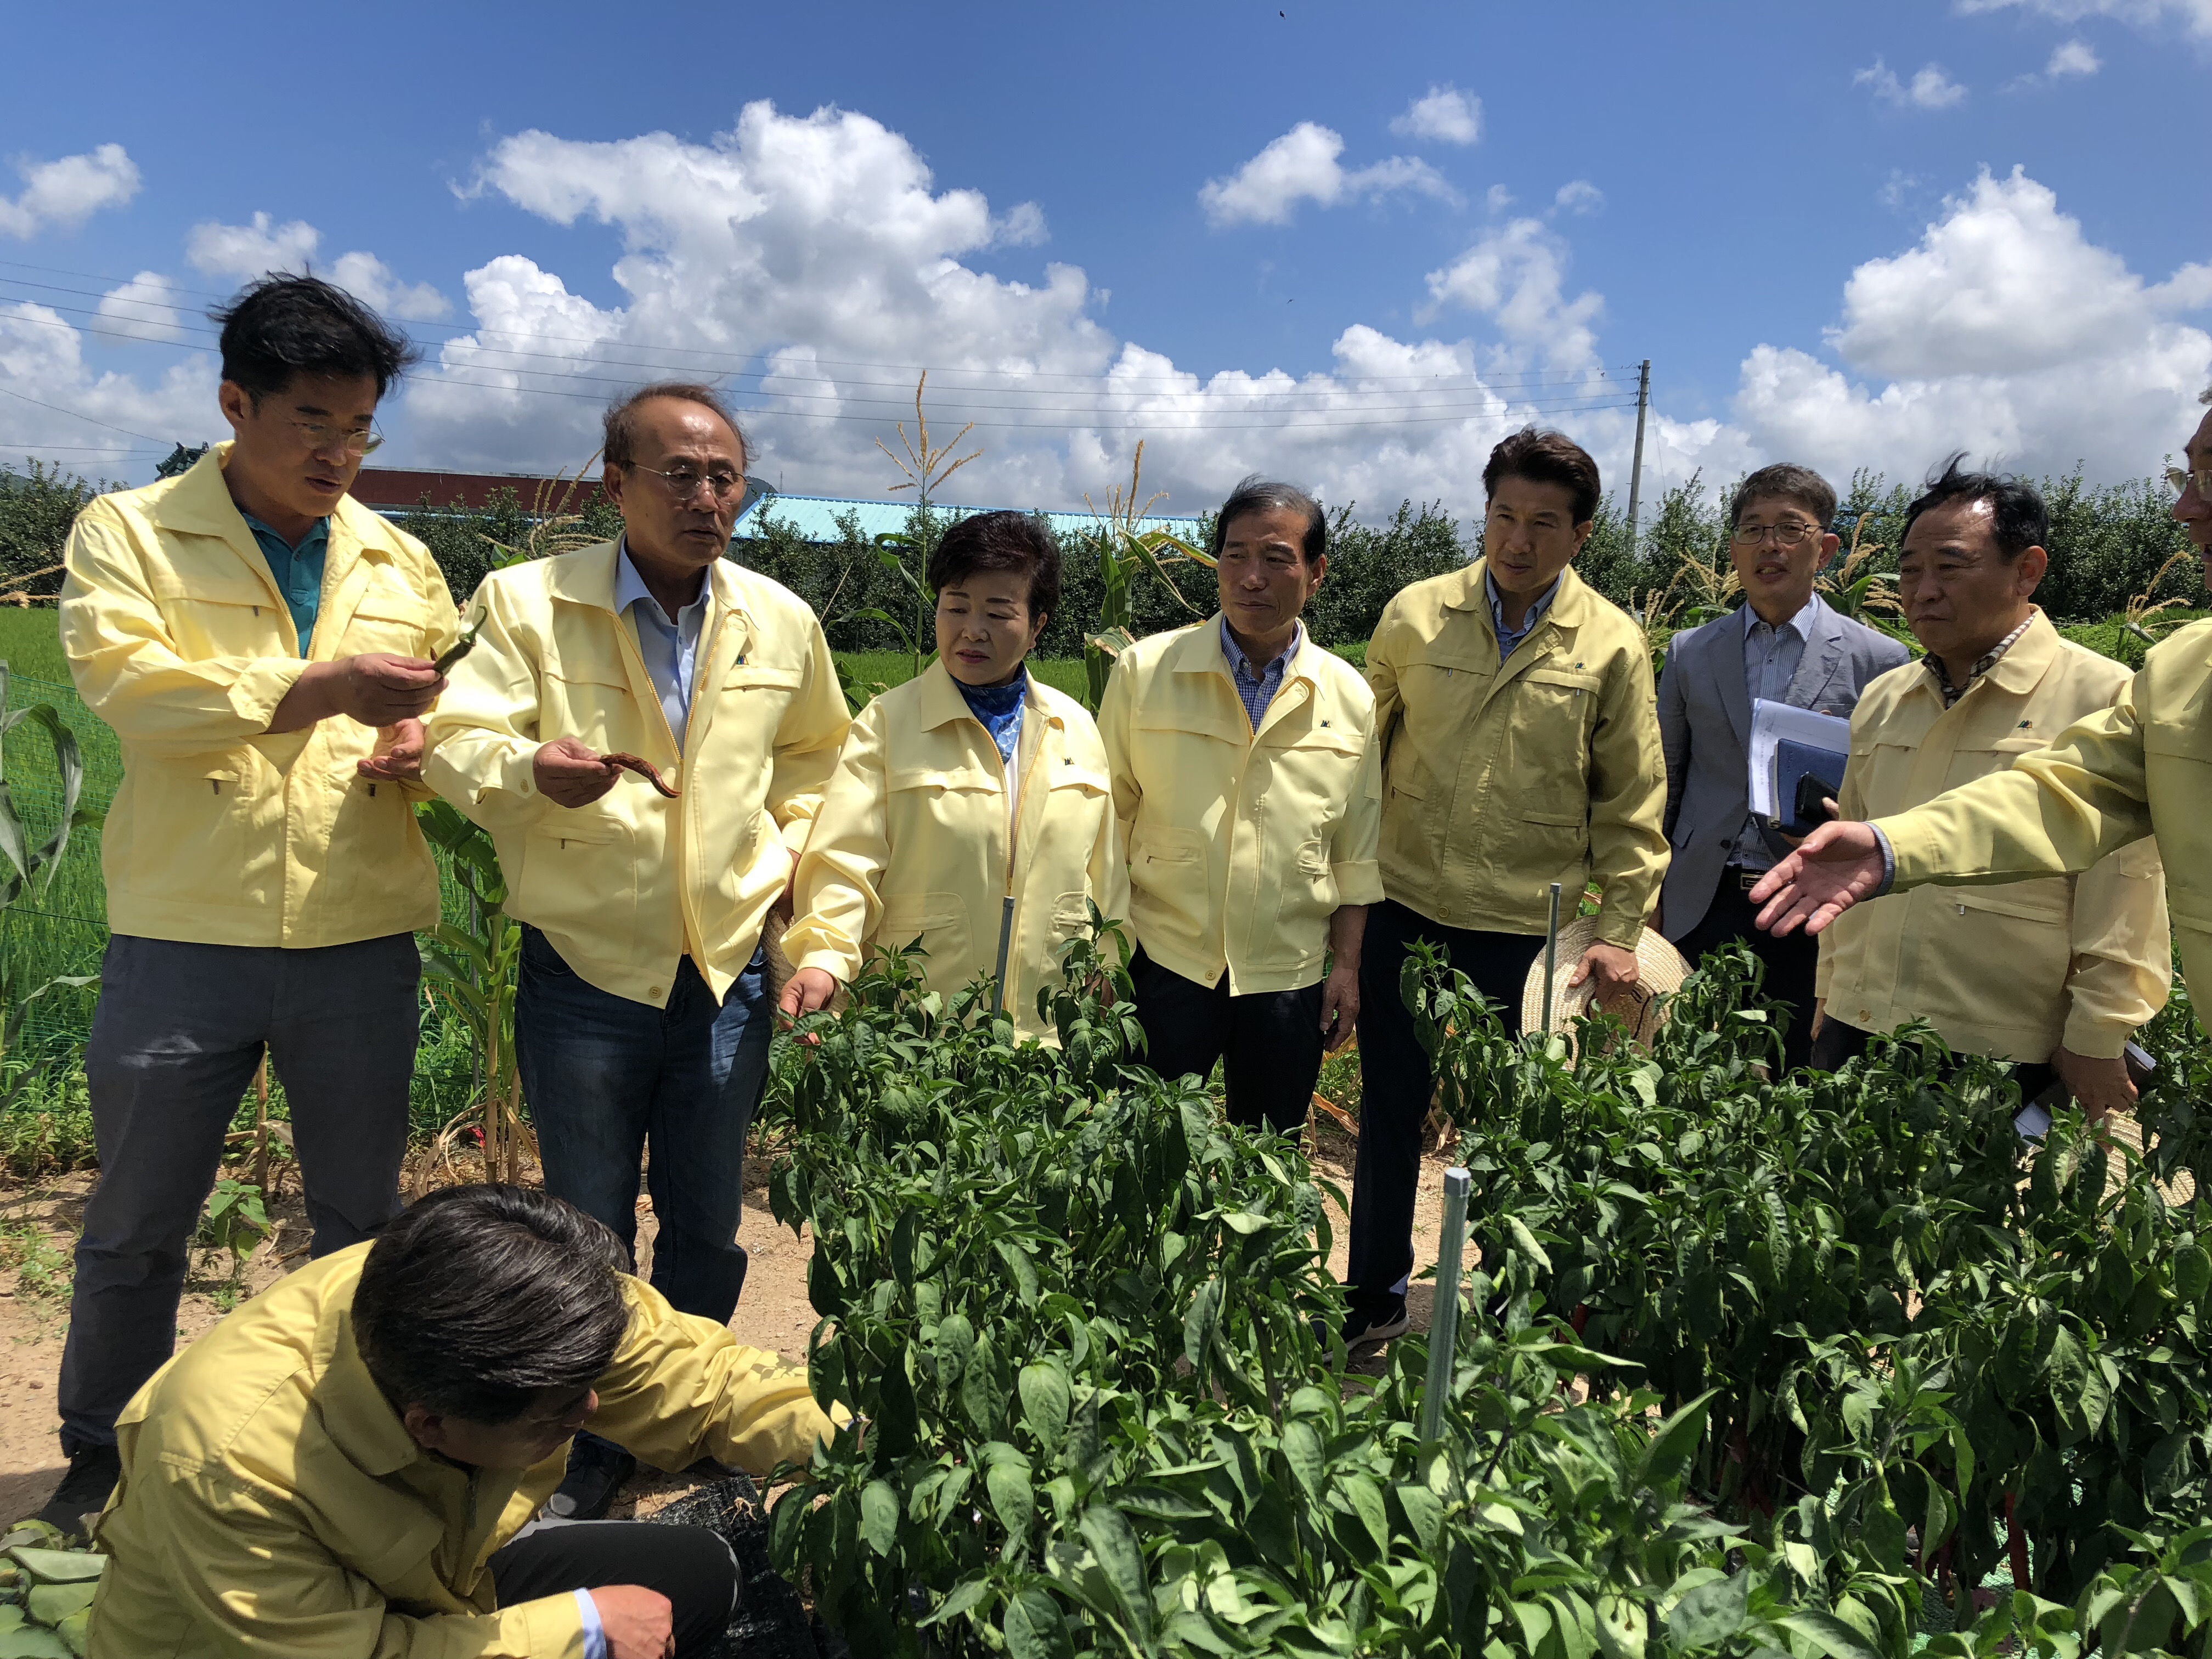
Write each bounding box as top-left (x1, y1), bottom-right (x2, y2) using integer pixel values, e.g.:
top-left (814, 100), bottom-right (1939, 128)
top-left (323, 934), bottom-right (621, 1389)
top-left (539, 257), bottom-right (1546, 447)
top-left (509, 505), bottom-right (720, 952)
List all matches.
top-left (1789, 772), bottom-right (1838, 834)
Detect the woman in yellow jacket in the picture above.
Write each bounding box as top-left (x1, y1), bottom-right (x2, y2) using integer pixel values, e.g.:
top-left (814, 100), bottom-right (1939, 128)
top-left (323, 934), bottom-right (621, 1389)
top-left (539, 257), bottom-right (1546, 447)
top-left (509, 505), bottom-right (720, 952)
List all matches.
top-left (780, 512), bottom-right (1127, 1038)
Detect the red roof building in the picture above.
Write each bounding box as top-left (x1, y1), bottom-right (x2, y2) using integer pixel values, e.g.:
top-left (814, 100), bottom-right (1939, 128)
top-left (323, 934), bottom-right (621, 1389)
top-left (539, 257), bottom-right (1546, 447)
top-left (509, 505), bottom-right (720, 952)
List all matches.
top-left (351, 467), bottom-right (605, 514)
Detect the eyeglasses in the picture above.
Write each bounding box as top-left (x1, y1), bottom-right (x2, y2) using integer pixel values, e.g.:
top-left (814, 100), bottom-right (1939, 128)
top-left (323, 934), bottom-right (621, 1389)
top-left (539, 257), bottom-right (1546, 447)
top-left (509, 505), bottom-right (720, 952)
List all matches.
top-left (289, 419), bottom-right (381, 456)
top-left (1730, 522), bottom-right (1824, 546)
top-left (628, 463), bottom-right (747, 503)
top-left (2166, 466), bottom-right (2212, 499)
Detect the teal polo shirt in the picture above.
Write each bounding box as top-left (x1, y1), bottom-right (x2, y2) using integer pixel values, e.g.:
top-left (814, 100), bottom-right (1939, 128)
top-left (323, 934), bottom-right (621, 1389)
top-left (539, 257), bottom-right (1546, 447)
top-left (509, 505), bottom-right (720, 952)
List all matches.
top-left (241, 513), bottom-right (329, 654)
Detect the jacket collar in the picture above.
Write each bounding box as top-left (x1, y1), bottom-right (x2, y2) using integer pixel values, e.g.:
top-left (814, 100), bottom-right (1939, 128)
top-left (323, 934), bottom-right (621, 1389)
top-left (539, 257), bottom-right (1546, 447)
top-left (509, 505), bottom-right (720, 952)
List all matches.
top-left (1982, 606), bottom-right (2059, 694)
top-left (545, 538), bottom-right (753, 622)
top-left (1448, 557), bottom-right (1594, 633)
top-left (307, 1254), bottom-right (425, 1480)
top-left (1168, 614), bottom-right (1319, 684)
top-left (147, 442), bottom-right (414, 626)
top-left (915, 655), bottom-right (1059, 735)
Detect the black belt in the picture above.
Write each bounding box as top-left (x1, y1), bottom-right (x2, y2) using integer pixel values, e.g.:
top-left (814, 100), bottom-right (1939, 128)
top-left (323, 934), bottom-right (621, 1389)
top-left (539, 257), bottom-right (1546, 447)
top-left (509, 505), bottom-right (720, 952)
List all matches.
top-left (1724, 865), bottom-right (1769, 891)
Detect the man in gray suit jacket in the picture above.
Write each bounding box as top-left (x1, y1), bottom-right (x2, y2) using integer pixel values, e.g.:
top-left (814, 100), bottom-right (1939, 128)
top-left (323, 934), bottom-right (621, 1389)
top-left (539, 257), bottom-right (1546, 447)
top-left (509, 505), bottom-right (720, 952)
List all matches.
top-left (1658, 463), bottom-right (1911, 1070)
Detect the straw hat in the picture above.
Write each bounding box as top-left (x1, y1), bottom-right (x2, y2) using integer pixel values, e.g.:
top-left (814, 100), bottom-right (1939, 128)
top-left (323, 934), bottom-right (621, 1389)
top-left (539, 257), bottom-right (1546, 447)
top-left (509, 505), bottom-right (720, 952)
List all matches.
top-left (1520, 915), bottom-right (1691, 1052)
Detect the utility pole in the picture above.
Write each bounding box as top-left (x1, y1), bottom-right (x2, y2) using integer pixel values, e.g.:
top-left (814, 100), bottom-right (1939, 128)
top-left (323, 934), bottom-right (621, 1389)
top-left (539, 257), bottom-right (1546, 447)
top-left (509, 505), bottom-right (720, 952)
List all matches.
top-left (1624, 359), bottom-right (1651, 552)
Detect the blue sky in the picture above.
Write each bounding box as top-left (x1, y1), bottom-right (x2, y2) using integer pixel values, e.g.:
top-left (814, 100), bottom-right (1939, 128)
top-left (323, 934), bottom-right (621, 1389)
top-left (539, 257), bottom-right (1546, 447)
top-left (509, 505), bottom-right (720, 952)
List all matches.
top-left (1, 0), bottom-right (2205, 522)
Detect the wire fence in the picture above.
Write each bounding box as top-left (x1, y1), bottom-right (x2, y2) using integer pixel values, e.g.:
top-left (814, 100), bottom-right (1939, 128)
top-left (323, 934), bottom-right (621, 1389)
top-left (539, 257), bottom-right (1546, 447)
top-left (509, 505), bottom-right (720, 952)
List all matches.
top-left (0, 669), bottom-right (478, 1057)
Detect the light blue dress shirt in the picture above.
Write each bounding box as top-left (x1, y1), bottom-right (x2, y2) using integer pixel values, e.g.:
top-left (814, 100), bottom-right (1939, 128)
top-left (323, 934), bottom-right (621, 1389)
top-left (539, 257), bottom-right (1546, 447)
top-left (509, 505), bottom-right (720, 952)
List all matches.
top-left (1486, 571), bottom-right (1560, 659)
top-left (574, 1588), bottom-right (606, 1659)
top-left (613, 538), bottom-right (710, 750)
top-left (240, 512), bottom-right (329, 654)
top-left (1218, 616), bottom-right (1301, 729)
top-left (1730, 592), bottom-right (1826, 870)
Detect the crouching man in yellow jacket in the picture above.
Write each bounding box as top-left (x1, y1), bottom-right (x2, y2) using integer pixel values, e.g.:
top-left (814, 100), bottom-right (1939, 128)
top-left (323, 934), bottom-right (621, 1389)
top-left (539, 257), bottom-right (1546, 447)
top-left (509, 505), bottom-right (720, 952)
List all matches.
top-left (44, 276), bottom-right (457, 1533)
top-left (424, 383), bottom-right (848, 1520)
top-left (1811, 460), bottom-right (2169, 1110)
top-left (88, 1183), bottom-right (839, 1659)
top-left (1098, 478), bottom-right (1383, 1136)
top-left (780, 512), bottom-right (1127, 1038)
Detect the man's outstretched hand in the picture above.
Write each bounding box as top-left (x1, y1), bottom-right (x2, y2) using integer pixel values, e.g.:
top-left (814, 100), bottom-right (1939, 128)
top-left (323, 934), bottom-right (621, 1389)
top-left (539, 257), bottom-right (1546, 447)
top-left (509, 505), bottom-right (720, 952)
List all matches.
top-left (1748, 821), bottom-right (1888, 937)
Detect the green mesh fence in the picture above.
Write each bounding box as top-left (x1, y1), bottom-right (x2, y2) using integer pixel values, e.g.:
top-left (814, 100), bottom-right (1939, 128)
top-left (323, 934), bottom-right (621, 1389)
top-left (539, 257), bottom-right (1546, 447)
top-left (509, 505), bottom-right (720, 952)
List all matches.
top-left (0, 669), bottom-right (478, 1056)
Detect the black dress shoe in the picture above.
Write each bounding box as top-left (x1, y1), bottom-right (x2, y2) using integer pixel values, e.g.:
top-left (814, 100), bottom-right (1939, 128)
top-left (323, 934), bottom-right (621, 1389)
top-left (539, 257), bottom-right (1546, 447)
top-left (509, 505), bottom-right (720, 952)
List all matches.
top-left (36, 1443), bottom-right (121, 1537)
top-left (545, 1431), bottom-right (637, 1520)
top-left (1341, 1293), bottom-right (1412, 1348)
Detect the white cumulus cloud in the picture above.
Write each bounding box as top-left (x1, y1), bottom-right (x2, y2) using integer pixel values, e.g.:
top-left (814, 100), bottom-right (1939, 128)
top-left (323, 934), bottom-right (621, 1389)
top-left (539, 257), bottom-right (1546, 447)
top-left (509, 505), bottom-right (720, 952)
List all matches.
top-left (1855, 58), bottom-right (1970, 108)
top-left (1733, 166), bottom-right (2212, 485)
top-left (185, 212), bottom-right (449, 319)
top-left (186, 211), bottom-right (320, 279)
top-left (1391, 86), bottom-right (1482, 145)
top-left (1424, 218), bottom-right (1604, 371)
top-left (1198, 122), bottom-right (1455, 227)
top-left (0, 144), bottom-right (140, 240)
top-left (94, 271), bottom-right (191, 344)
top-left (2045, 37), bottom-right (2104, 73)
top-left (1955, 0), bottom-right (2212, 39)
top-left (1553, 180), bottom-right (1605, 216)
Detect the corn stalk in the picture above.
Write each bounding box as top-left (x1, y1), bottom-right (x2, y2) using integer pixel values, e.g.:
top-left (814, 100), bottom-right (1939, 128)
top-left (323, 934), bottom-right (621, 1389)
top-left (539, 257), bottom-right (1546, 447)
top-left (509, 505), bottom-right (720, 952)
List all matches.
top-left (1072, 442), bottom-right (1215, 709)
top-left (415, 799), bottom-right (531, 1186)
top-left (868, 374), bottom-right (982, 675)
top-left (2123, 548), bottom-right (2196, 646)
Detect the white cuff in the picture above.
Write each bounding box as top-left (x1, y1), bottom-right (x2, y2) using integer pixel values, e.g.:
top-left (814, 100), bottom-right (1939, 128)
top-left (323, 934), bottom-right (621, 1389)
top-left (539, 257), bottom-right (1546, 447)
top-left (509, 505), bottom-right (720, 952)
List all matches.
top-left (575, 1588), bottom-right (607, 1659)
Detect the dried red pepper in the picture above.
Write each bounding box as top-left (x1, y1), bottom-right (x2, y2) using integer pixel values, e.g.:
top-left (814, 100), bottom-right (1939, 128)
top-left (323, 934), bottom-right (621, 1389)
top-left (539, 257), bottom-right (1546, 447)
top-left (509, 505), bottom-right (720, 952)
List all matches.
top-left (603, 752), bottom-right (679, 798)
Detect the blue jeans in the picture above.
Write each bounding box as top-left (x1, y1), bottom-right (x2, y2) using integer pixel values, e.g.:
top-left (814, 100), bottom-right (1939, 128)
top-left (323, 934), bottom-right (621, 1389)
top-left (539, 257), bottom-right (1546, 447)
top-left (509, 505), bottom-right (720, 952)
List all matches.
top-left (515, 926), bottom-right (770, 1324)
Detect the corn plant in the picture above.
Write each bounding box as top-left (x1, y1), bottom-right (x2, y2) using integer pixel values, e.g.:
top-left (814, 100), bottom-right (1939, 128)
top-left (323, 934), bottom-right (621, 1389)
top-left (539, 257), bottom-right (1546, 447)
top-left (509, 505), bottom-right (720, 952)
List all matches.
top-left (1070, 444), bottom-right (1215, 710)
top-left (414, 799), bottom-right (529, 1184)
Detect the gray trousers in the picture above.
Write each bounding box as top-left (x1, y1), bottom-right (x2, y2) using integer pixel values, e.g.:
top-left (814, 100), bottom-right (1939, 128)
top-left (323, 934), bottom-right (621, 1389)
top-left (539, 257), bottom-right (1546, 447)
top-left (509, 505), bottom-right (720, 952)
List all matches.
top-left (58, 932), bottom-right (421, 1453)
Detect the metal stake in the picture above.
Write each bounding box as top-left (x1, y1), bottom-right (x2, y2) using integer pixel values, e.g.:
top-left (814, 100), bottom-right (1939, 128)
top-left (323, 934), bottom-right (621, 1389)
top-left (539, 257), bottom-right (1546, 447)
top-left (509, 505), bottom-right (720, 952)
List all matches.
top-left (990, 894), bottom-right (1017, 1015)
top-left (1541, 882), bottom-right (1562, 1035)
top-left (1420, 1167), bottom-right (1473, 1443)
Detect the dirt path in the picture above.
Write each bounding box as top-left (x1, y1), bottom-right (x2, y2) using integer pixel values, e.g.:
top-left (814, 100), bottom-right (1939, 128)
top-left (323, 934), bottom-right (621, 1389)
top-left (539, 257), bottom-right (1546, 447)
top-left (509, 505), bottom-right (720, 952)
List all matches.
top-left (1, 1119), bottom-right (1465, 1522)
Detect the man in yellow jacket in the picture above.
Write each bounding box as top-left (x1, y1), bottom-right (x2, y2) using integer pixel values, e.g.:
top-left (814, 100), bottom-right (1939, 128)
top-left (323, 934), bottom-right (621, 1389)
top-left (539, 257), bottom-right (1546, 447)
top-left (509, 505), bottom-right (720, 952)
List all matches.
top-left (424, 383), bottom-right (848, 1519)
top-left (44, 276), bottom-right (456, 1532)
top-left (1097, 477), bottom-right (1382, 1135)
top-left (781, 512), bottom-right (1127, 1038)
top-left (1809, 460), bottom-right (2168, 1109)
top-left (1346, 427), bottom-right (1669, 1347)
top-left (1757, 400), bottom-right (2212, 1068)
top-left (89, 1183), bottom-right (838, 1659)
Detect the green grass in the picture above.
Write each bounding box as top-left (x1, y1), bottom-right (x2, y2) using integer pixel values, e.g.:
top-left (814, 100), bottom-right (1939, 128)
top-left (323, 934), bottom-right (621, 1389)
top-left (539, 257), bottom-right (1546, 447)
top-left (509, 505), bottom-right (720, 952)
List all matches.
top-left (0, 605), bottom-right (71, 684)
top-left (837, 651), bottom-right (1092, 701)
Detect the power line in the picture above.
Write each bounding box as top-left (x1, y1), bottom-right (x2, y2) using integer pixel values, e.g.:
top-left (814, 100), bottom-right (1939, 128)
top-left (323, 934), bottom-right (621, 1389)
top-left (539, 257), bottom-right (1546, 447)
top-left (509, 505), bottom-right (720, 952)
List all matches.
top-left (0, 383), bottom-right (170, 443)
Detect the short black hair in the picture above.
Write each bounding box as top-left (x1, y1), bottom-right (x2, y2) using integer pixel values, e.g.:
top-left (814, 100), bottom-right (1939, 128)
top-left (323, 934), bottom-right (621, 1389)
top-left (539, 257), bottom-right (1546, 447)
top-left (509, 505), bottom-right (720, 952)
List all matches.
top-left (353, 1184), bottom-right (631, 1424)
top-left (1902, 454), bottom-right (2049, 564)
top-left (1729, 462), bottom-right (1837, 532)
top-left (603, 382), bottom-right (749, 471)
top-left (1213, 477), bottom-right (1327, 565)
top-left (211, 275), bottom-right (419, 403)
top-left (1483, 427), bottom-right (1600, 525)
top-left (927, 510), bottom-right (1062, 622)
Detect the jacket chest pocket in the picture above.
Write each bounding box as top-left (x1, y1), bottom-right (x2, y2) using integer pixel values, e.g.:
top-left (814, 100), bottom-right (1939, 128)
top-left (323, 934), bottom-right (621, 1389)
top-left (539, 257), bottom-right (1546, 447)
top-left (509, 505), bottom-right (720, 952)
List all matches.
top-left (1401, 656), bottom-right (1488, 738)
top-left (152, 577), bottom-right (287, 659)
top-left (888, 763), bottom-right (1001, 839)
top-left (1506, 668), bottom-right (1602, 793)
top-left (340, 582), bottom-right (434, 657)
top-left (543, 659), bottom-right (636, 752)
top-left (721, 662), bottom-right (804, 720)
top-left (1257, 725), bottom-right (1364, 822)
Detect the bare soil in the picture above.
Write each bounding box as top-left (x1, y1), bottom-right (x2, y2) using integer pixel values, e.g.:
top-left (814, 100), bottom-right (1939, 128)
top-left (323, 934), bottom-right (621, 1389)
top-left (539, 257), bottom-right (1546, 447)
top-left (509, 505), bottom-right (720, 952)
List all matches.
top-left (0, 1117), bottom-right (1465, 1523)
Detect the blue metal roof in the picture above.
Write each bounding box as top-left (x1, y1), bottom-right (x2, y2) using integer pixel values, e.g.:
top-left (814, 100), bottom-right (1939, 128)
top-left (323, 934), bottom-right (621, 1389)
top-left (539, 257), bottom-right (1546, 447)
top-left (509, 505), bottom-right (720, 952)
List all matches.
top-left (732, 491), bottom-right (1204, 544)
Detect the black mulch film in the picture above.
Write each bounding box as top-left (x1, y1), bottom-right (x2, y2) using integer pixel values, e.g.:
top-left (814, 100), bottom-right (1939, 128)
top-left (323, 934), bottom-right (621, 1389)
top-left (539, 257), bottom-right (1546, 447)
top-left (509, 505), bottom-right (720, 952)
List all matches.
top-left (644, 1474), bottom-right (851, 1659)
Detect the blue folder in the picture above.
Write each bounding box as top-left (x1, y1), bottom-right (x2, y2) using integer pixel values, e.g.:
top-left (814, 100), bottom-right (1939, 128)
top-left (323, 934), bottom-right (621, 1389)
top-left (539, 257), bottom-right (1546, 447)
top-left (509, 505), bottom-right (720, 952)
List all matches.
top-left (1774, 738), bottom-right (1847, 836)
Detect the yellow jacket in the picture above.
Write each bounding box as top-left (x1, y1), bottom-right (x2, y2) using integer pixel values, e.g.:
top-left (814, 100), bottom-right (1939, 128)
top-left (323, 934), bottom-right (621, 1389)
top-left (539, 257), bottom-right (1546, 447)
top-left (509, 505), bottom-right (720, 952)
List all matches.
top-left (59, 444), bottom-right (458, 948)
top-left (88, 1243), bottom-right (832, 1659)
top-left (1097, 619), bottom-right (1381, 996)
top-left (1366, 560), bottom-right (1668, 947)
top-left (423, 543), bottom-right (849, 1007)
top-left (782, 661), bottom-right (1128, 1038)
top-left (1876, 616), bottom-right (2212, 1037)
top-left (1818, 611), bottom-right (2169, 1063)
